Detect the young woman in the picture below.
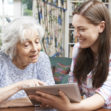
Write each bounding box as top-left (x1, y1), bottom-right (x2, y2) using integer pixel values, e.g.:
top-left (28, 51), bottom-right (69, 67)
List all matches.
top-left (30, 0), bottom-right (111, 110)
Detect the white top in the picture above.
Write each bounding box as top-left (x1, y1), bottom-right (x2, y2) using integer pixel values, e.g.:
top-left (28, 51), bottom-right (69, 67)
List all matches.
top-left (69, 43), bottom-right (111, 109)
top-left (0, 51), bottom-right (55, 100)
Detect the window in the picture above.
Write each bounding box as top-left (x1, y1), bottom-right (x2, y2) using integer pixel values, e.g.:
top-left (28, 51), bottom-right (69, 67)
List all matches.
top-left (22, 0), bottom-right (33, 16)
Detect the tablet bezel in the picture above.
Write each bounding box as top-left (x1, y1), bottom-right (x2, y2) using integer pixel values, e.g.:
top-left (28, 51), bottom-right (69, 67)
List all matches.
top-left (24, 83), bottom-right (81, 105)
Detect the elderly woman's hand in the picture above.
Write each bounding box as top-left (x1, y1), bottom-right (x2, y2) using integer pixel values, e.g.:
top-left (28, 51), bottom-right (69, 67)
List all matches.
top-left (17, 79), bottom-right (46, 90)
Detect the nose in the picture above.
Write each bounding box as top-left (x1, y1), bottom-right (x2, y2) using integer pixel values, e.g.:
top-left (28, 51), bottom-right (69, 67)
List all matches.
top-left (74, 29), bottom-right (80, 38)
top-left (31, 43), bottom-right (37, 52)
top-left (31, 43), bottom-right (41, 53)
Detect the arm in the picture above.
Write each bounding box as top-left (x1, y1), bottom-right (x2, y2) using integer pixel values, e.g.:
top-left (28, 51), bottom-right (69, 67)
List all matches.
top-left (68, 43), bottom-right (80, 84)
top-left (70, 93), bottom-right (104, 111)
top-left (69, 43), bottom-right (79, 76)
top-left (0, 82), bottom-right (20, 103)
top-left (0, 97), bottom-right (33, 108)
top-left (30, 91), bottom-right (104, 111)
top-left (0, 79), bottom-right (45, 104)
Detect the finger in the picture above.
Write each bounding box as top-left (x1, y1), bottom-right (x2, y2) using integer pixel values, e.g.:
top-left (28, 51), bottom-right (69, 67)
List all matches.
top-left (40, 102), bottom-right (53, 109)
top-left (32, 80), bottom-right (38, 87)
top-left (40, 103), bottom-right (46, 107)
top-left (37, 80), bottom-right (47, 86)
top-left (44, 104), bottom-right (53, 109)
top-left (59, 91), bottom-right (69, 101)
top-left (29, 94), bottom-right (48, 103)
top-left (29, 95), bottom-right (38, 101)
top-left (36, 91), bottom-right (58, 102)
top-left (33, 79), bottom-right (43, 87)
top-left (36, 91), bottom-right (56, 100)
top-left (29, 95), bottom-right (54, 109)
top-left (34, 95), bottom-right (51, 105)
top-left (40, 104), bottom-right (51, 108)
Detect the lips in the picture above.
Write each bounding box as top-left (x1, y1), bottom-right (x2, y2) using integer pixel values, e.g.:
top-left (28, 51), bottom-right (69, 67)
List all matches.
top-left (30, 55), bottom-right (37, 57)
top-left (79, 38), bottom-right (86, 43)
top-left (29, 54), bottom-right (38, 60)
top-left (79, 39), bottom-right (84, 42)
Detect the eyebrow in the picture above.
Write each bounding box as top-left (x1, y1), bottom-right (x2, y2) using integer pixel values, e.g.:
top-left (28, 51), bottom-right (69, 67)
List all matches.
top-left (25, 37), bottom-right (40, 40)
top-left (73, 26), bottom-right (87, 29)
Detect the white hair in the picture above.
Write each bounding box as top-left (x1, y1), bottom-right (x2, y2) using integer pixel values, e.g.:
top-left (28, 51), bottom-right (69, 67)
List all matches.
top-left (1, 17), bottom-right (44, 59)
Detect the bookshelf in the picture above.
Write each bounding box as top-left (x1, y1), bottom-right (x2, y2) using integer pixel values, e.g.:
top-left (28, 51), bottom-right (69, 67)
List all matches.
top-left (66, 0), bottom-right (85, 58)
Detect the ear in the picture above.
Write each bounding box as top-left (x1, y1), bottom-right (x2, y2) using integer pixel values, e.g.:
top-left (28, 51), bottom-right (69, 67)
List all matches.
top-left (98, 21), bottom-right (105, 33)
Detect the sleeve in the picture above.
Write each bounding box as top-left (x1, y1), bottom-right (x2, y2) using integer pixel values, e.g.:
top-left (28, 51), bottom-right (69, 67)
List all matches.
top-left (96, 56), bottom-right (111, 106)
top-left (0, 55), bottom-right (5, 87)
top-left (68, 43), bottom-right (79, 83)
top-left (0, 60), bottom-right (2, 82)
top-left (37, 52), bottom-right (55, 85)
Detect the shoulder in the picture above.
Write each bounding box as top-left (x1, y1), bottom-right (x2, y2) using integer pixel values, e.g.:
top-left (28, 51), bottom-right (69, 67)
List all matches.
top-left (109, 53), bottom-right (111, 72)
top-left (73, 42), bottom-right (80, 49)
top-left (103, 53), bottom-right (111, 84)
top-left (0, 51), bottom-right (10, 75)
top-left (109, 53), bottom-right (111, 62)
top-left (39, 51), bottom-right (48, 58)
top-left (0, 51), bottom-right (9, 64)
top-left (38, 51), bottom-right (49, 61)
top-left (36, 51), bottom-right (50, 64)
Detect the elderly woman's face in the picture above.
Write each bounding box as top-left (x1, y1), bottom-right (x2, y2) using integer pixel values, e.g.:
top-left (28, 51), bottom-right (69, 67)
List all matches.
top-left (15, 29), bottom-right (41, 66)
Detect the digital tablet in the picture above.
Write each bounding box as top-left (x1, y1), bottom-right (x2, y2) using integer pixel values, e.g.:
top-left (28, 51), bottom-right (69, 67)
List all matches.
top-left (24, 83), bottom-right (81, 106)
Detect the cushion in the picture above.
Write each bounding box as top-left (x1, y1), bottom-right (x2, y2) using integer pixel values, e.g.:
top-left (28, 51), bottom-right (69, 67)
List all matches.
top-left (52, 63), bottom-right (70, 84)
top-left (50, 57), bottom-right (72, 67)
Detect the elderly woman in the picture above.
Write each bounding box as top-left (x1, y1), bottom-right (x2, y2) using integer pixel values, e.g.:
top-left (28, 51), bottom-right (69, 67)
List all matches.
top-left (0, 17), bottom-right (55, 107)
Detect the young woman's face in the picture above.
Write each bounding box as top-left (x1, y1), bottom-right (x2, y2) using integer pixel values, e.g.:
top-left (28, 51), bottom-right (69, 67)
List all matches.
top-left (72, 14), bottom-right (101, 52)
top-left (15, 29), bottom-right (41, 66)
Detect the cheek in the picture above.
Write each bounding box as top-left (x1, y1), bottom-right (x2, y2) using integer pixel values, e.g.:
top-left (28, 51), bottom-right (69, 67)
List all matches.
top-left (86, 29), bottom-right (99, 41)
top-left (91, 31), bottom-right (99, 41)
top-left (21, 48), bottom-right (31, 56)
top-left (16, 50), bottom-right (29, 61)
top-left (22, 51), bottom-right (29, 57)
top-left (38, 44), bottom-right (41, 51)
top-left (87, 35), bottom-right (99, 47)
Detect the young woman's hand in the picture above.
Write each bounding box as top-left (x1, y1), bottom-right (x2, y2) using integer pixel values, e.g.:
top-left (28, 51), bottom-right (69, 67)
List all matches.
top-left (29, 91), bottom-right (72, 111)
top-left (29, 92), bottom-right (105, 111)
top-left (17, 79), bottom-right (46, 90)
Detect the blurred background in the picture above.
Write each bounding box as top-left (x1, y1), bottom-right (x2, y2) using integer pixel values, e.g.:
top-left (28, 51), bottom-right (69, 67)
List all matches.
top-left (0, 0), bottom-right (110, 57)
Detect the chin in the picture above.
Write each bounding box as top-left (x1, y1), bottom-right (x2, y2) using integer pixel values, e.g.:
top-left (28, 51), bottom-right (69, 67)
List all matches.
top-left (80, 44), bottom-right (85, 48)
top-left (80, 45), bottom-right (89, 49)
top-left (31, 60), bottom-right (37, 63)
top-left (31, 58), bottom-right (38, 63)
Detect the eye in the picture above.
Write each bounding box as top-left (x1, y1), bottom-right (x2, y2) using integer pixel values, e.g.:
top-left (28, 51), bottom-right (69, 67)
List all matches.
top-left (24, 42), bottom-right (30, 47)
top-left (79, 28), bottom-right (86, 32)
top-left (35, 39), bottom-right (40, 44)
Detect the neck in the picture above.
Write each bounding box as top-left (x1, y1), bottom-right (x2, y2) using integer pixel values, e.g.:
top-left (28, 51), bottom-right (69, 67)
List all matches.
top-left (12, 57), bottom-right (28, 69)
top-left (90, 47), bottom-right (98, 61)
top-left (90, 40), bottom-right (99, 57)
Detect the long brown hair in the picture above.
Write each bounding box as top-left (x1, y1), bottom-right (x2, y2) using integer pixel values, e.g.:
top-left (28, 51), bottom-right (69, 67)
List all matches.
top-left (73, 0), bottom-right (111, 88)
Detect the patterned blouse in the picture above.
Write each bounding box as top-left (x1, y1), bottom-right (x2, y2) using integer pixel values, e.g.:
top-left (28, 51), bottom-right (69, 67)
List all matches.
top-left (69, 43), bottom-right (111, 109)
top-left (0, 51), bottom-right (55, 100)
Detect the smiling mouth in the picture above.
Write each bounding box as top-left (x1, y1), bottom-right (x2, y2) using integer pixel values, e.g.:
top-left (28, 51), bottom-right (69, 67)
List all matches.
top-left (79, 39), bottom-right (83, 41)
top-left (79, 39), bottom-right (85, 42)
top-left (29, 54), bottom-right (38, 59)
